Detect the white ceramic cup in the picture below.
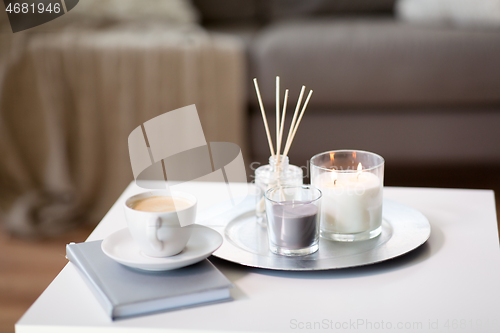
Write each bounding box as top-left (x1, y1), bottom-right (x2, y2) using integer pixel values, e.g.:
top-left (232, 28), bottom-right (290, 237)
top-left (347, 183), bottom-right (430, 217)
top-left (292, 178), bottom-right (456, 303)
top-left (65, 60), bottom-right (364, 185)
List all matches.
top-left (124, 191), bottom-right (197, 257)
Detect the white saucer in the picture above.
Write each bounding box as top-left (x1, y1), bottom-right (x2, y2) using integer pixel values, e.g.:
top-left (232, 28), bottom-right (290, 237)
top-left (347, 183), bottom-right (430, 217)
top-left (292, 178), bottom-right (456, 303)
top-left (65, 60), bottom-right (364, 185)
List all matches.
top-left (101, 226), bottom-right (223, 271)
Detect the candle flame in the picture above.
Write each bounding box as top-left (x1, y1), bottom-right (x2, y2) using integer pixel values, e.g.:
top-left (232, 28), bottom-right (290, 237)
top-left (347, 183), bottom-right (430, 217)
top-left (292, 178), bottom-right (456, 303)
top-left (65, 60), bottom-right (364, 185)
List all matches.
top-left (329, 152), bottom-right (335, 162)
top-left (330, 170), bottom-right (338, 185)
top-left (356, 163), bottom-right (363, 180)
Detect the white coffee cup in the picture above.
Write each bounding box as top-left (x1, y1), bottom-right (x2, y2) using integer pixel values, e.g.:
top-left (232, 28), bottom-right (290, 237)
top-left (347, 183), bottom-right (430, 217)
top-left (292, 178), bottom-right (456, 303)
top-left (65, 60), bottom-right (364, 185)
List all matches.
top-left (124, 190), bottom-right (197, 257)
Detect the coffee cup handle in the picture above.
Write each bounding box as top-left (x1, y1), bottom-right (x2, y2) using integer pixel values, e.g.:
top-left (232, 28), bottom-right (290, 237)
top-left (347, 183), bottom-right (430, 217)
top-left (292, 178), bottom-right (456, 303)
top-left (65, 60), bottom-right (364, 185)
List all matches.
top-left (147, 217), bottom-right (163, 251)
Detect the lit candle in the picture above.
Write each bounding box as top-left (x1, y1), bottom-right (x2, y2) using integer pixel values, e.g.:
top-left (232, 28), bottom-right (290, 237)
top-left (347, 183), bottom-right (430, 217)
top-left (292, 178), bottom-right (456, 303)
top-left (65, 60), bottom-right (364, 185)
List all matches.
top-left (316, 163), bottom-right (382, 235)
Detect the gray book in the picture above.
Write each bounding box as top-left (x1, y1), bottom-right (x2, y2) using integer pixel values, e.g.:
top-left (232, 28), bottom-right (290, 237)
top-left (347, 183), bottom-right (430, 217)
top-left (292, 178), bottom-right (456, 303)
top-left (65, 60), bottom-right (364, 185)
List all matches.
top-left (66, 241), bottom-right (232, 319)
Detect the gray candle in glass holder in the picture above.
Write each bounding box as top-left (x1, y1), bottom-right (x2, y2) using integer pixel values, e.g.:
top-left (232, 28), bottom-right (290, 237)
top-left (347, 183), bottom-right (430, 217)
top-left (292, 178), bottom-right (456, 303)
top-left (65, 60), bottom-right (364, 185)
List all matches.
top-left (265, 186), bottom-right (322, 256)
top-left (268, 201), bottom-right (318, 249)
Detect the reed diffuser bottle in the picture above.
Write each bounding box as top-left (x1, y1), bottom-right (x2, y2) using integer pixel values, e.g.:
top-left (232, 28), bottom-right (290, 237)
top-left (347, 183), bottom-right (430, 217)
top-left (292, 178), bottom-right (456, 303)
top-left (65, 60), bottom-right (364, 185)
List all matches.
top-left (253, 76), bottom-right (313, 225)
top-left (255, 155), bottom-right (303, 224)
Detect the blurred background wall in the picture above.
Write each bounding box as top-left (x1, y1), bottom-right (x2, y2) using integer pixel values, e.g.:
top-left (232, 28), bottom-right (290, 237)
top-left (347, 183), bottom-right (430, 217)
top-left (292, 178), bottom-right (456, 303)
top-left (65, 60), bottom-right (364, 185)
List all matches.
top-left (1, 0), bottom-right (499, 238)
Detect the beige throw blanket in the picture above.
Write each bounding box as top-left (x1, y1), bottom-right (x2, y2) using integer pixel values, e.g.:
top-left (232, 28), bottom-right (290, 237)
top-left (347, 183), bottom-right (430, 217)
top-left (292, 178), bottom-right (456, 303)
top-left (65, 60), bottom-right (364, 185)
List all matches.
top-left (0, 22), bottom-right (245, 237)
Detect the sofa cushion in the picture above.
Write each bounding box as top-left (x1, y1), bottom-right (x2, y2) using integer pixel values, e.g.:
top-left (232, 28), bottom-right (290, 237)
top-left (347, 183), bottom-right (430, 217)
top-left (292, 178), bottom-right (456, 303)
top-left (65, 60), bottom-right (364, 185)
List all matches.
top-left (250, 17), bottom-right (500, 108)
top-left (396, 0), bottom-right (500, 28)
top-left (250, 107), bottom-right (500, 165)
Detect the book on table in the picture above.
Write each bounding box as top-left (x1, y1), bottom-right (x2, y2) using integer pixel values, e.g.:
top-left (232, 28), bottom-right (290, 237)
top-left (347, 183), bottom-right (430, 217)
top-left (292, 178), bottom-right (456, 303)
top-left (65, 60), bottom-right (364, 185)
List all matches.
top-left (66, 240), bottom-right (233, 319)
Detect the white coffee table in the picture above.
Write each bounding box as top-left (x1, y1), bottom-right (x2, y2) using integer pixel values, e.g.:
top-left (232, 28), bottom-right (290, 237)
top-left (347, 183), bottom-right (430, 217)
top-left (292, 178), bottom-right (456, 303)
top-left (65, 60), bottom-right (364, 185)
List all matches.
top-left (16, 182), bottom-right (500, 332)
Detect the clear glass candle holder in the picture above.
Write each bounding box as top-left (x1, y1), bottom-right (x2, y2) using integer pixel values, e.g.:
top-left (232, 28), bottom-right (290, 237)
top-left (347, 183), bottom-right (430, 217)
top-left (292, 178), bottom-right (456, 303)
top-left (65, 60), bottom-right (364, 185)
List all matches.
top-left (310, 150), bottom-right (384, 242)
top-left (264, 185), bottom-right (321, 256)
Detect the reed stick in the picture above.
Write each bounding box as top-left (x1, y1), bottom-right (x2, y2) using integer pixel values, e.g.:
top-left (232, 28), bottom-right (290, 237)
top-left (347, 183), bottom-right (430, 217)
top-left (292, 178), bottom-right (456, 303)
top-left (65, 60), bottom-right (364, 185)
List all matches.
top-left (253, 78), bottom-right (275, 157)
top-left (277, 89), bottom-right (289, 159)
top-left (276, 76), bottom-right (280, 155)
top-left (283, 86), bottom-right (305, 157)
top-left (283, 90), bottom-right (313, 157)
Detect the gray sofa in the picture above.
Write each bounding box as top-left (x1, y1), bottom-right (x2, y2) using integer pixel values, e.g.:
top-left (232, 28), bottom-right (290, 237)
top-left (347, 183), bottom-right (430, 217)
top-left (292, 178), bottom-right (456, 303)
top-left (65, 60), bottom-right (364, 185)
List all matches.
top-left (194, 0), bottom-right (500, 177)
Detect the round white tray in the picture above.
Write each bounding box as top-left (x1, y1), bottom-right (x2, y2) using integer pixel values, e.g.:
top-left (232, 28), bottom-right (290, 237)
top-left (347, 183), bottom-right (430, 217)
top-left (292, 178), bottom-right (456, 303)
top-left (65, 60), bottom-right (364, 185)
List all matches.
top-left (200, 196), bottom-right (431, 271)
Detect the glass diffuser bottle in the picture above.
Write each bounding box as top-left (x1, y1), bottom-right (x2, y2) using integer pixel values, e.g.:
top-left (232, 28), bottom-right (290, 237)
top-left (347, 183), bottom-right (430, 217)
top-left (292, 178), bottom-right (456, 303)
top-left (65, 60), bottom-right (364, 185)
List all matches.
top-left (255, 155), bottom-right (303, 225)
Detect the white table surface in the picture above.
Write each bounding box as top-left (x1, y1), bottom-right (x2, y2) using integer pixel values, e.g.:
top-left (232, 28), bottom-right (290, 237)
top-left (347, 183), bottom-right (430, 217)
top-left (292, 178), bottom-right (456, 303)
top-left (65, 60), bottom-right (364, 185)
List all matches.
top-left (16, 182), bottom-right (500, 333)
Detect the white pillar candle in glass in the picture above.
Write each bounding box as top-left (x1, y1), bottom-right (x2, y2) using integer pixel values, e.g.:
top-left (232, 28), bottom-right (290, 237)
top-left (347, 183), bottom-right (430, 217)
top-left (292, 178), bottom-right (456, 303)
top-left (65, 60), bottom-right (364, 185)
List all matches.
top-left (311, 150), bottom-right (384, 242)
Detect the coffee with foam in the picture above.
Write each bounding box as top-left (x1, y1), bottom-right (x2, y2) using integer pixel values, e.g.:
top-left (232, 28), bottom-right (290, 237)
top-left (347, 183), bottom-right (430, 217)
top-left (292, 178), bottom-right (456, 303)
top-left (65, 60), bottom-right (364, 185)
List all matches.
top-left (131, 196), bottom-right (193, 212)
